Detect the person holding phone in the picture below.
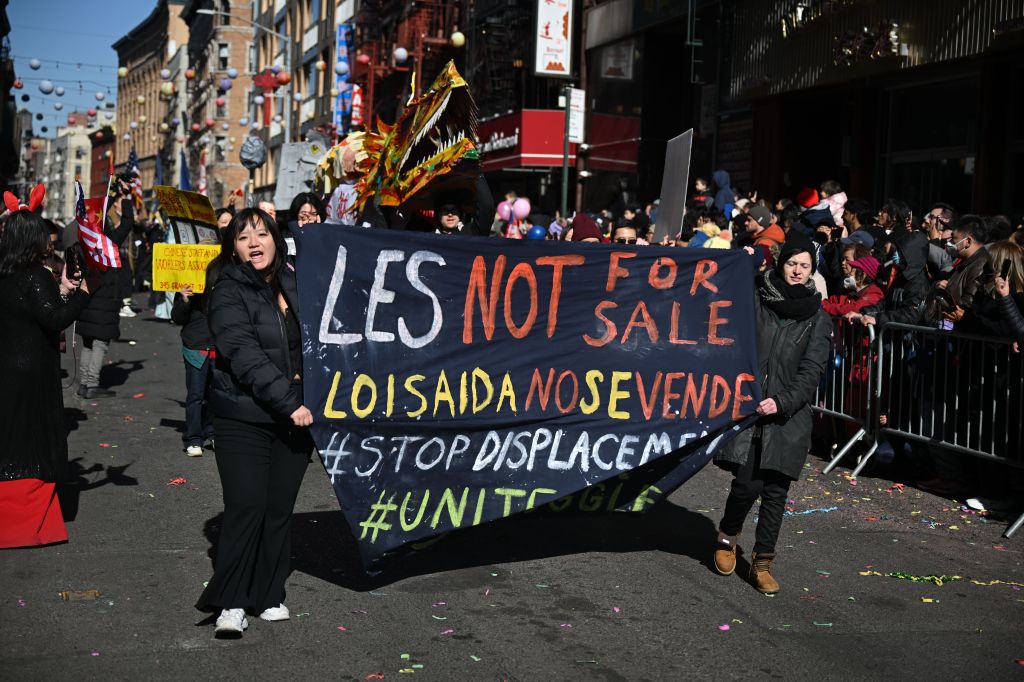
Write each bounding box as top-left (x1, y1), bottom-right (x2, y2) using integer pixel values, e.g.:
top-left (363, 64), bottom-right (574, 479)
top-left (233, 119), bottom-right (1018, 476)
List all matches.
top-left (195, 208), bottom-right (314, 637)
top-left (0, 193), bottom-right (100, 548)
top-left (960, 241), bottom-right (1024, 339)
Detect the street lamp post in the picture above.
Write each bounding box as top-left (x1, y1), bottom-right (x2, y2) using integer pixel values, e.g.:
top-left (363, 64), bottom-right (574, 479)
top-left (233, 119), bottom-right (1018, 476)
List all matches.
top-left (196, 8), bottom-right (291, 144)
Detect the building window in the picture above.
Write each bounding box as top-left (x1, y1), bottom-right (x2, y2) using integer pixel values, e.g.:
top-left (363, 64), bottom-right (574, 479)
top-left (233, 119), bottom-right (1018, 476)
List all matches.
top-left (214, 137), bottom-right (226, 163)
top-left (220, 1), bottom-right (231, 25)
top-left (216, 98), bottom-right (228, 118)
top-left (218, 43), bottom-right (230, 71)
top-left (74, 164), bottom-right (82, 179)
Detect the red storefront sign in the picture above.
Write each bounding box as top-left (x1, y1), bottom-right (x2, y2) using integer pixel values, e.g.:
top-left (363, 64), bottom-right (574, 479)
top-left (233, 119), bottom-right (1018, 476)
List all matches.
top-left (477, 110), bottom-right (577, 171)
top-left (477, 110), bottom-right (640, 173)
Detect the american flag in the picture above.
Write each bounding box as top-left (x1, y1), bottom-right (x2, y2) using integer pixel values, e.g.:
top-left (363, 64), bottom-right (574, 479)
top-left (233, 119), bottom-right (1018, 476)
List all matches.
top-left (76, 181), bottom-right (121, 270)
top-left (126, 146), bottom-right (144, 209)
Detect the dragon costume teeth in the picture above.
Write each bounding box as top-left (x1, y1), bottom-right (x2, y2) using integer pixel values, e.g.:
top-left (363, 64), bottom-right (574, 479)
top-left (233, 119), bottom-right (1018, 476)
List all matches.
top-left (315, 61), bottom-right (480, 211)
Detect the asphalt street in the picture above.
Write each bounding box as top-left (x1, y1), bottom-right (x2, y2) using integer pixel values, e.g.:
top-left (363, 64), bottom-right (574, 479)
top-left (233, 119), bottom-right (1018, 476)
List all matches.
top-left (2, 295), bottom-right (1023, 681)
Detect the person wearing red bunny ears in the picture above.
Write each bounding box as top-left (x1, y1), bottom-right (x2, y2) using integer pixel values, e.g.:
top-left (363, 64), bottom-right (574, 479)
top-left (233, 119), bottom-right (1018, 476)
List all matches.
top-left (0, 185), bottom-right (100, 548)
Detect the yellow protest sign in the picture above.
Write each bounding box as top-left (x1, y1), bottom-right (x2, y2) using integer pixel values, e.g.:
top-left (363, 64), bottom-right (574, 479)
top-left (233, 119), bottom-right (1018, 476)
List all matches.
top-left (152, 185), bottom-right (217, 225)
top-left (153, 243), bottom-right (220, 293)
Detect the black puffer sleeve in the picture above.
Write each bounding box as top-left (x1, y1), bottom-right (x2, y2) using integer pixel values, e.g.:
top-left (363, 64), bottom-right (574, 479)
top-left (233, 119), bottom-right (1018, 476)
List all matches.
top-left (26, 266), bottom-right (89, 332)
top-left (774, 312), bottom-right (831, 417)
top-left (996, 294), bottom-right (1024, 340)
top-left (208, 278), bottom-right (301, 419)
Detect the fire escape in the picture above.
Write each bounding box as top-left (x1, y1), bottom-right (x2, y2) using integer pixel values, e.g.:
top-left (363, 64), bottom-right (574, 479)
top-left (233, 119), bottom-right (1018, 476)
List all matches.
top-left (352, 0), bottom-right (465, 126)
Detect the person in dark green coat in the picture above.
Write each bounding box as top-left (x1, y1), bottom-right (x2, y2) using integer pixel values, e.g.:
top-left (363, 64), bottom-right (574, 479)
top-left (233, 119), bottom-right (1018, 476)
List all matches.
top-left (712, 231), bottom-right (831, 594)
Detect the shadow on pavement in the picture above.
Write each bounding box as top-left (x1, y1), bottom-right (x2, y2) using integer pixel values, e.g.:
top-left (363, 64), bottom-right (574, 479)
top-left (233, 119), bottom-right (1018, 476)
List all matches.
top-left (58, 458), bottom-right (139, 522)
top-left (200, 501), bottom-right (717, 592)
top-left (64, 407), bottom-right (88, 433)
top-left (159, 417), bottom-right (186, 434)
top-left (99, 359), bottom-right (145, 389)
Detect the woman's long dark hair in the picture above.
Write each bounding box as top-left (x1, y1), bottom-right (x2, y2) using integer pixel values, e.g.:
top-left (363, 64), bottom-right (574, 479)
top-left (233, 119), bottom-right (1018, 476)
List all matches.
top-left (205, 207), bottom-right (288, 293)
top-left (0, 210), bottom-right (49, 277)
top-left (288, 192), bottom-right (324, 221)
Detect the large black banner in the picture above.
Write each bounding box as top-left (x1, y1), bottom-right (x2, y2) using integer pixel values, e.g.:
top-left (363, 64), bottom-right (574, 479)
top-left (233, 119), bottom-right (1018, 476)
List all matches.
top-left (296, 227), bottom-right (761, 567)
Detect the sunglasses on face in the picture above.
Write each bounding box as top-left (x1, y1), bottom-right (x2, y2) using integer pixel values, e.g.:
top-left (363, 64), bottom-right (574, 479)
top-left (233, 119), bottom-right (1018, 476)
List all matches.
top-left (614, 237), bottom-right (637, 244)
top-left (439, 205), bottom-right (460, 216)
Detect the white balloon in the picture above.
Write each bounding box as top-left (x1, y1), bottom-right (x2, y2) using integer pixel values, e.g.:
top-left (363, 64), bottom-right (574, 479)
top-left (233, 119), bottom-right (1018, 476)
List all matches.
top-left (103, 111), bottom-right (115, 120)
top-left (334, 61), bottom-right (349, 76)
top-left (129, 120), bottom-right (138, 129)
top-left (394, 47), bottom-right (409, 63)
top-left (29, 58), bottom-right (42, 70)
top-left (222, 123), bottom-right (230, 130)
top-left (54, 86), bottom-right (65, 97)
top-left (95, 91), bottom-right (106, 101)
top-left (53, 102), bottom-right (63, 110)
top-left (253, 95), bottom-right (264, 105)
top-left (239, 117), bottom-right (249, 126)
top-left (38, 80), bottom-right (54, 94)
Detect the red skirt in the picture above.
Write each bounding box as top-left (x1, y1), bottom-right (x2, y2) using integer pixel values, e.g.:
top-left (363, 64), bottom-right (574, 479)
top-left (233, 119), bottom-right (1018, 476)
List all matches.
top-left (0, 478), bottom-right (67, 549)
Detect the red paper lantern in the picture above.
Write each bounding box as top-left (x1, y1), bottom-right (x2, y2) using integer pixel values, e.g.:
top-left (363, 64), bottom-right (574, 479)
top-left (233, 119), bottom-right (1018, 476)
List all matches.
top-left (205, 118), bottom-right (215, 128)
top-left (356, 53), bottom-right (371, 65)
top-left (216, 97), bottom-right (226, 107)
top-left (67, 115), bottom-right (77, 125)
top-left (275, 71), bottom-right (291, 85)
top-left (13, 79), bottom-right (23, 89)
top-left (95, 131), bottom-right (104, 140)
top-left (185, 68), bottom-right (196, 80)
top-left (87, 108), bottom-right (98, 116)
top-left (191, 122), bottom-right (201, 132)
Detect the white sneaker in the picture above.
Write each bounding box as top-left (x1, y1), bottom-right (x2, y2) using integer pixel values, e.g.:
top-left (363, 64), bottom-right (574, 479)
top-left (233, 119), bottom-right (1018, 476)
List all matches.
top-left (186, 445), bottom-right (204, 457)
top-left (119, 305), bottom-right (137, 318)
top-left (259, 603), bottom-right (290, 621)
top-left (214, 608), bottom-right (248, 636)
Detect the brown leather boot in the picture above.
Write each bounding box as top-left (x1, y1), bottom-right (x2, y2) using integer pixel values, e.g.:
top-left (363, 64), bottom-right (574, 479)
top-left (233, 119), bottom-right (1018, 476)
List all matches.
top-left (749, 552), bottom-right (780, 594)
top-left (713, 531), bottom-right (738, 575)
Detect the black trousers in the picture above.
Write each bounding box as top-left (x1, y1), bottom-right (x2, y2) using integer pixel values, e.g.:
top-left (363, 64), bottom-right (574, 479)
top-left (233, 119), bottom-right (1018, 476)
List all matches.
top-left (719, 439), bottom-right (793, 554)
top-left (196, 416), bottom-right (311, 613)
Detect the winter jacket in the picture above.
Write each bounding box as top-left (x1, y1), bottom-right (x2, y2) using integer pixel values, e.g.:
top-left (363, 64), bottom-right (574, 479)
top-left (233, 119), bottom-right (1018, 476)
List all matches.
top-left (207, 262), bottom-right (303, 423)
top-left (946, 248), bottom-right (988, 311)
top-left (171, 291), bottom-right (213, 350)
top-left (864, 231), bottom-right (930, 327)
top-left (714, 299), bottom-right (832, 480)
top-left (712, 169), bottom-right (734, 216)
top-left (960, 291), bottom-right (1024, 340)
top-left (825, 191), bottom-right (847, 229)
top-left (926, 239), bottom-right (954, 280)
top-left (821, 284), bottom-right (884, 317)
top-left (753, 223), bottom-right (786, 248)
top-left (76, 203), bottom-right (134, 340)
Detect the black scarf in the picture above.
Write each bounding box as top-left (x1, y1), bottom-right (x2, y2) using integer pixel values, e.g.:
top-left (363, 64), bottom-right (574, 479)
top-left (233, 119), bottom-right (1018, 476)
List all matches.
top-left (758, 270), bottom-right (821, 321)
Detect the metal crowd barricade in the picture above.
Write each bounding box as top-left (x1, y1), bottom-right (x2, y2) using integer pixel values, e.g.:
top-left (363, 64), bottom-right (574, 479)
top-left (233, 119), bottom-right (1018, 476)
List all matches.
top-left (814, 319), bottom-right (878, 477)
top-left (873, 322), bottom-right (1024, 538)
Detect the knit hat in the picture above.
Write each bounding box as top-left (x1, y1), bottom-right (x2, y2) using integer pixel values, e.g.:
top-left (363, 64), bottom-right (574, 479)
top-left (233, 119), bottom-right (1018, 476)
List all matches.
top-left (796, 187), bottom-right (820, 208)
top-left (747, 205), bottom-right (772, 228)
top-left (571, 213), bottom-right (603, 241)
top-left (848, 255), bottom-right (880, 281)
top-left (777, 230), bottom-right (817, 274)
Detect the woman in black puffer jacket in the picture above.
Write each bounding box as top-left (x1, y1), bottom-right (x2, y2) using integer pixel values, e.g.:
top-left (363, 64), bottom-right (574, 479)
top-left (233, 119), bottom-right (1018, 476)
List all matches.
top-left (195, 208), bottom-right (314, 637)
top-left (712, 232), bottom-right (831, 594)
top-left (75, 193), bottom-right (134, 398)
